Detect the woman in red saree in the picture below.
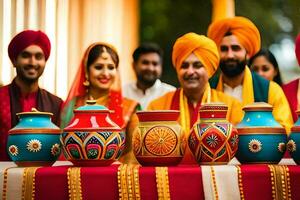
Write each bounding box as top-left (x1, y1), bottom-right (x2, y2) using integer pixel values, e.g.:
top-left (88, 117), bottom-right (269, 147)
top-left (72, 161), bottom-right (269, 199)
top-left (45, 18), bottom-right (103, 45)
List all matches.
top-left (60, 42), bottom-right (140, 164)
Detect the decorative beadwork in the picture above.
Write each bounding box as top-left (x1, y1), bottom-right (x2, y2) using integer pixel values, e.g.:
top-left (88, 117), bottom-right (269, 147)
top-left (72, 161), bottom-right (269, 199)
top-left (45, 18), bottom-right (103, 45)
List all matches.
top-left (248, 139), bottom-right (262, 153)
top-left (236, 166), bottom-right (245, 200)
top-left (210, 167), bottom-right (219, 200)
top-left (8, 145), bottom-right (18, 156)
top-left (26, 139), bottom-right (42, 152)
top-left (155, 167), bottom-right (170, 200)
top-left (133, 165), bottom-right (141, 200)
top-left (67, 167), bottom-right (82, 200)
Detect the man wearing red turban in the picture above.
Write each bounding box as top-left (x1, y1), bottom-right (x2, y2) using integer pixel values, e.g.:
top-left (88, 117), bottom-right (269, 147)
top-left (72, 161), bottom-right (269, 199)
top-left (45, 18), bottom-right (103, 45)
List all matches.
top-left (0, 30), bottom-right (62, 161)
top-left (147, 32), bottom-right (243, 165)
top-left (283, 34), bottom-right (300, 122)
top-left (208, 16), bottom-right (293, 133)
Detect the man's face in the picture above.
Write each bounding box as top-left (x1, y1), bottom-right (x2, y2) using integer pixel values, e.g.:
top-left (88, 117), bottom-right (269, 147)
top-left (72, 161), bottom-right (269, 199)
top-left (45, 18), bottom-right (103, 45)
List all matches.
top-left (177, 53), bottom-right (208, 92)
top-left (134, 52), bottom-right (162, 87)
top-left (219, 35), bottom-right (249, 77)
top-left (14, 45), bottom-right (46, 83)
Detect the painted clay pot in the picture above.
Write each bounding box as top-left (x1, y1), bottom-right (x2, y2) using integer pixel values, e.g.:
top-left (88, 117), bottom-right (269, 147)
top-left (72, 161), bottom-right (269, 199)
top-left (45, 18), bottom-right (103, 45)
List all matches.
top-left (236, 102), bottom-right (287, 164)
top-left (7, 108), bottom-right (62, 166)
top-left (61, 100), bottom-right (125, 166)
top-left (188, 103), bottom-right (239, 164)
top-left (288, 110), bottom-right (300, 164)
top-left (133, 110), bottom-right (185, 166)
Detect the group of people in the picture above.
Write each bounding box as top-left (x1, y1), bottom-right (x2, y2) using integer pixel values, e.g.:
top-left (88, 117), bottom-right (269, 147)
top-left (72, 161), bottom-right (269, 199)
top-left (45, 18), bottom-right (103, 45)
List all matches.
top-left (0, 15), bottom-right (299, 165)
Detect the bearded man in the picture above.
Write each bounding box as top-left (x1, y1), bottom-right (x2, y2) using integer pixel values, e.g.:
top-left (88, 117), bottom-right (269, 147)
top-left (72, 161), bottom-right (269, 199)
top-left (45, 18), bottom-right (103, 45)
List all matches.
top-left (207, 16), bottom-right (293, 133)
top-left (0, 30), bottom-right (62, 160)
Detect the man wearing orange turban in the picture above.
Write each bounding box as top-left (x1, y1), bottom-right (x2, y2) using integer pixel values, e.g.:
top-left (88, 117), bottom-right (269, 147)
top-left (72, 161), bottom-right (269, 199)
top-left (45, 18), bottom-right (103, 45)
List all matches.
top-left (0, 30), bottom-right (62, 161)
top-left (207, 16), bottom-right (293, 133)
top-left (147, 32), bottom-right (243, 165)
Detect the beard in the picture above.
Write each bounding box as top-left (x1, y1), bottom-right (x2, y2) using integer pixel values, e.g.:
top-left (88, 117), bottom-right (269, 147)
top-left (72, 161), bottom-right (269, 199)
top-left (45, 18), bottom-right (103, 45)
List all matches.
top-left (136, 71), bottom-right (159, 87)
top-left (16, 65), bottom-right (43, 84)
top-left (219, 58), bottom-right (247, 78)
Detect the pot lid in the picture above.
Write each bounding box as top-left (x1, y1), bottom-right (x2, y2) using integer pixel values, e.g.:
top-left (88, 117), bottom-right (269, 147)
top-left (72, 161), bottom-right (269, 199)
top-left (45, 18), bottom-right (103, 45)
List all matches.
top-left (242, 102), bottom-right (273, 111)
top-left (75, 100), bottom-right (109, 112)
top-left (17, 108), bottom-right (53, 116)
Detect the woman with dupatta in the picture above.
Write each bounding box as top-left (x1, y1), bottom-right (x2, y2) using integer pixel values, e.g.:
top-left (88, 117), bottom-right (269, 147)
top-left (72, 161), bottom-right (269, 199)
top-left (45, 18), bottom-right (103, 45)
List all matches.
top-left (61, 42), bottom-right (140, 164)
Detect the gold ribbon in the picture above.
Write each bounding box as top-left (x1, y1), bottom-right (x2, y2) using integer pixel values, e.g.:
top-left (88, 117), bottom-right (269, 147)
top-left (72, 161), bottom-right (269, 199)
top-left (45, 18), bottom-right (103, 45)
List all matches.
top-left (236, 166), bottom-right (245, 200)
top-left (210, 166), bottom-right (219, 200)
top-left (22, 167), bottom-right (39, 200)
top-left (268, 165), bottom-right (292, 200)
top-left (155, 167), bottom-right (170, 200)
top-left (117, 164), bottom-right (141, 200)
top-left (67, 167), bottom-right (82, 200)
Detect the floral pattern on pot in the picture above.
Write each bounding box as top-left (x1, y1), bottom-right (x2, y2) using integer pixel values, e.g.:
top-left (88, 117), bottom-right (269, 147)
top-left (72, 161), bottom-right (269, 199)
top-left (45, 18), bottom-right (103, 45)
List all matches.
top-left (188, 103), bottom-right (239, 165)
top-left (134, 111), bottom-right (185, 166)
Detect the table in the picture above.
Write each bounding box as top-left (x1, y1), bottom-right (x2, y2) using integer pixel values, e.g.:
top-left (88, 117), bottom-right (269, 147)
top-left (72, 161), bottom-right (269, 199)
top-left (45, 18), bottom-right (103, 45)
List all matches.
top-left (0, 159), bottom-right (299, 200)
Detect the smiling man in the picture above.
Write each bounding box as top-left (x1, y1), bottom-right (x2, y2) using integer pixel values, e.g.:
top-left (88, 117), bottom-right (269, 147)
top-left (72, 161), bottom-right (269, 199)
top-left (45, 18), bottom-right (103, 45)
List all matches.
top-left (122, 43), bottom-right (175, 109)
top-left (207, 16), bottom-right (293, 133)
top-left (147, 33), bottom-right (243, 165)
top-left (0, 30), bottom-right (62, 160)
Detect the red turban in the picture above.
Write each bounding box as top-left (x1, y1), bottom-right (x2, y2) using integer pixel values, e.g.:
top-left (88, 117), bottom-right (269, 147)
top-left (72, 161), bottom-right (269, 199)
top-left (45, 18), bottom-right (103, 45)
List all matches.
top-left (172, 32), bottom-right (219, 78)
top-left (207, 16), bottom-right (261, 57)
top-left (295, 33), bottom-right (300, 65)
top-left (8, 30), bottom-right (51, 63)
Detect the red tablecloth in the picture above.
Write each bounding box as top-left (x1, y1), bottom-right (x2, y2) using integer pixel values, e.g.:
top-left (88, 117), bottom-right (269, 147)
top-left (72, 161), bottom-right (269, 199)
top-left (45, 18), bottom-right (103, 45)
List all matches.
top-left (1, 161), bottom-right (300, 200)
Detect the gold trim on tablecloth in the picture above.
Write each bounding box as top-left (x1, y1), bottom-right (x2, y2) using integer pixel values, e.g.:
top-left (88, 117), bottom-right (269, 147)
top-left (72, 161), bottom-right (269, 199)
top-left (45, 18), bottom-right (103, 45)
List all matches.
top-left (155, 167), bottom-right (170, 200)
top-left (67, 167), bottom-right (82, 200)
top-left (268, 165), bottom-right (291, 200)
top-left (117, 164), bottom-right (141, 200)
top-left (236, 166), bottom-right (245, 200)
top-left (22, 167), bottom-right (39, 200)
top-left (210, 166), bottom-right (219, 200)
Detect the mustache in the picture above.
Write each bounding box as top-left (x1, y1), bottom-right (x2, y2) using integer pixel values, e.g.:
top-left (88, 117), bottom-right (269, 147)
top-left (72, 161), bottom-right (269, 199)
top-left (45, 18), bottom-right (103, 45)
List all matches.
top-left (183, 74), bottom-right (198, 80)
top-left (23, 64), bottom-right (39, 69)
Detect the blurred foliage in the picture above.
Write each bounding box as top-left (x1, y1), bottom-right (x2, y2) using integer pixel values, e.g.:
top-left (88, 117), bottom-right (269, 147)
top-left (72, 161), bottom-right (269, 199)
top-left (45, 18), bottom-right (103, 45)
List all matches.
top-left (140, 0), bottom-right (300, 86)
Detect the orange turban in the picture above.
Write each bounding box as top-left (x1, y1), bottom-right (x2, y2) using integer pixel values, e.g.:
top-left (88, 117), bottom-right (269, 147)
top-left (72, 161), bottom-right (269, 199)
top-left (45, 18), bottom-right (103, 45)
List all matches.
top-left (207, 16), bottom-right (261, 57)
top-left (172, 32), bottom-right (219, 78)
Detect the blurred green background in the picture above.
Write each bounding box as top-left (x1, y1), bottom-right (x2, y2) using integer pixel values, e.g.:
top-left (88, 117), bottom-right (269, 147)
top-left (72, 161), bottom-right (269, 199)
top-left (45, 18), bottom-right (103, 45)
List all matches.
top-left (140, 0), bottom-right (300, 87)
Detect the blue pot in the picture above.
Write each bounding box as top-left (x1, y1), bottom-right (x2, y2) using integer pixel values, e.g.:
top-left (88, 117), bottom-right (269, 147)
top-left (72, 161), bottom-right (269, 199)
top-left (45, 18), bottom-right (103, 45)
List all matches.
top-left (288, 111), bottom-right (300, 164)
top-left (7, 109), bottom-right (61, 166)
top-left (236, 103), bottom-right (286, 164)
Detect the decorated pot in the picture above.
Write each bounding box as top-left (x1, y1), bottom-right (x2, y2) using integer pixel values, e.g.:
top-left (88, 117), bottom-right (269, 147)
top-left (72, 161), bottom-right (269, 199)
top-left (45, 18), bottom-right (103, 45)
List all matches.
top-left (236, 102), bottom-right (287, 164)
top-left (7, 108), bottom-right (62, 166)
top-left (61, 100), bottom-right (125, 166)
top-left (288, 110), bottom-right (300, 164)
top-left (188, 103), bottom-right (238, 164)
top-left (133, 110), bottom-right (185, 166)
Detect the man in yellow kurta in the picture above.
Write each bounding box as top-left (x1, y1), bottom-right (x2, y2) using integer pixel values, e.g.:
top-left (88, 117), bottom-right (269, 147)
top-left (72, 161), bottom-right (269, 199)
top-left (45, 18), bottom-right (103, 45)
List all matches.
top-left (207, 16), bottom-right (293, 133)
top-left (147, 33), bottom-right (244, 165)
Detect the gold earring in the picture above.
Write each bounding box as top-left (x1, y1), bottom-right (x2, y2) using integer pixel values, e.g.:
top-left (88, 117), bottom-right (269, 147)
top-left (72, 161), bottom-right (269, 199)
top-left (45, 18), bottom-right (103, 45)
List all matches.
top-left (83, 80), bottom-right (90, 86)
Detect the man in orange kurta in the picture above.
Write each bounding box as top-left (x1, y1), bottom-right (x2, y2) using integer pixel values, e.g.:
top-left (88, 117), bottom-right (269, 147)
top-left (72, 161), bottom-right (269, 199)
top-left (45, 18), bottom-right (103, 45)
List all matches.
top-left (147, 33), bottom-right (243, 165)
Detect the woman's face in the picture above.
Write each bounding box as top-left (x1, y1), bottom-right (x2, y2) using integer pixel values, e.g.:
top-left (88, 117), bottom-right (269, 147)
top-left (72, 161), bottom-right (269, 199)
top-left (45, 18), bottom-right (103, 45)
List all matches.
top-left (250, 55), bottom-right (277, 81)
top-left (88, 53), bottom-right (117, 92)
